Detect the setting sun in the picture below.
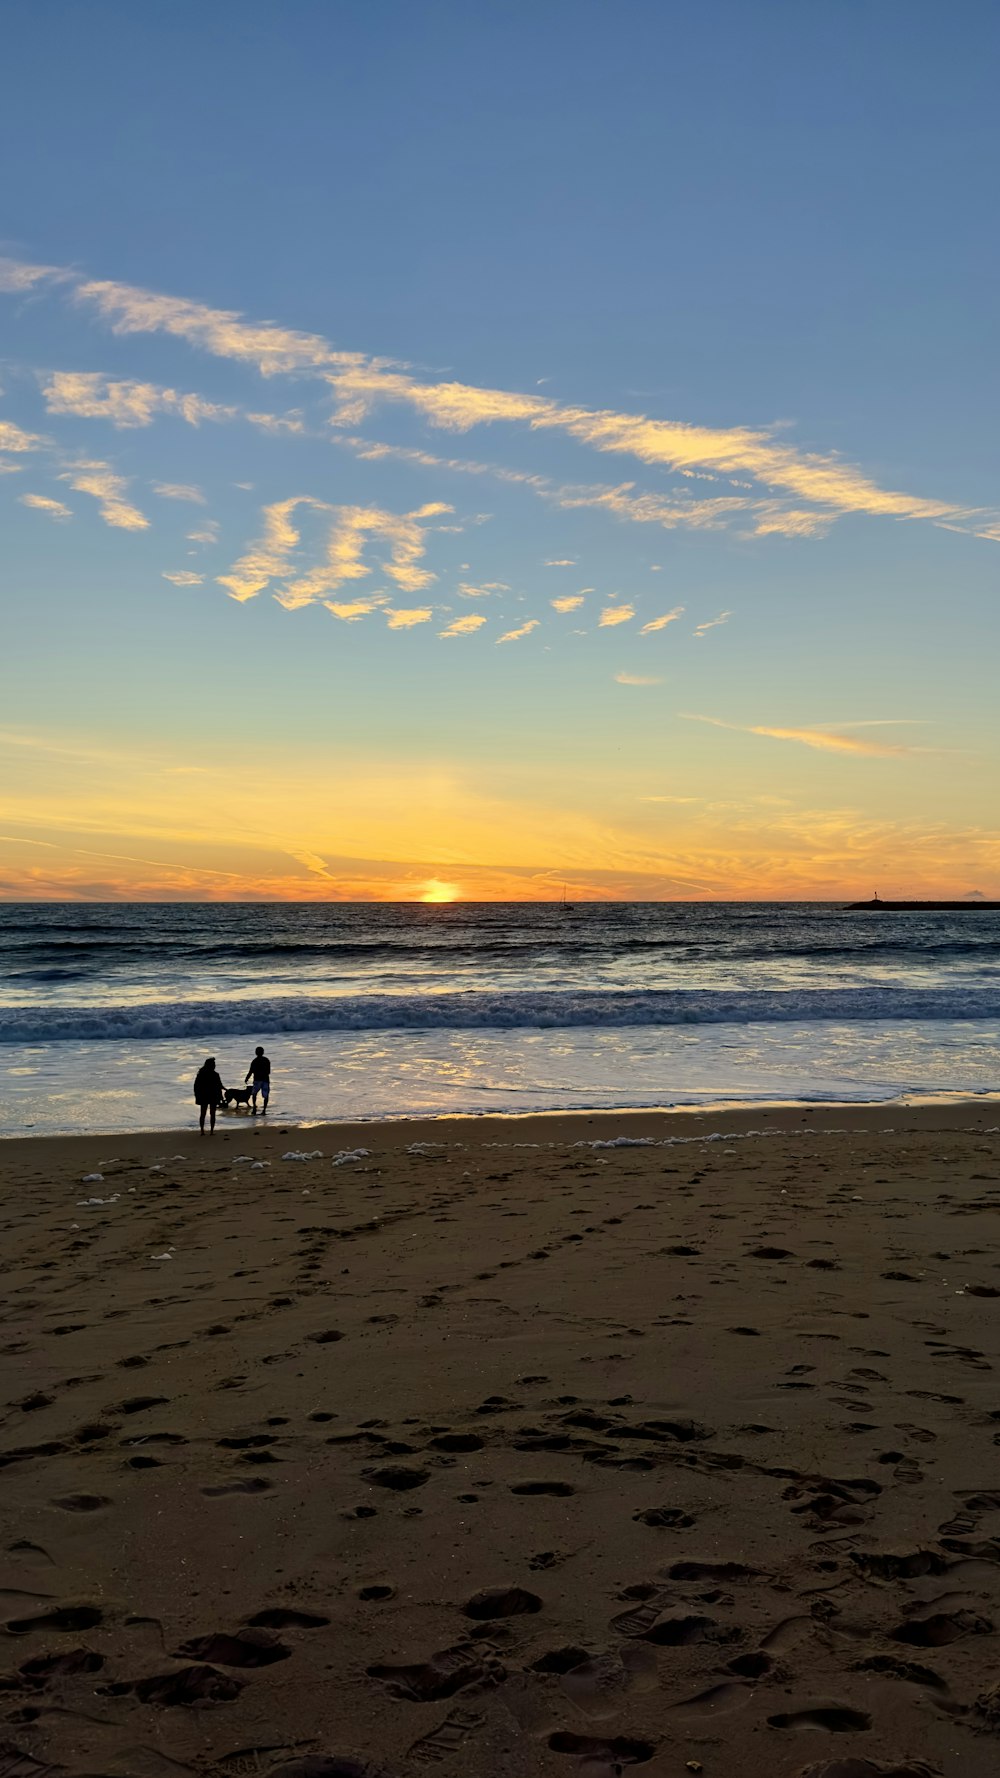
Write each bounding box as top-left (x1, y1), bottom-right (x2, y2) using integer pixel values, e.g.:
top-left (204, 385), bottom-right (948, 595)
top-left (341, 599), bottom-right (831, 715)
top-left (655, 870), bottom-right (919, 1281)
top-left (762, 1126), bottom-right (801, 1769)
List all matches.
top-left (419, 879), bottom-right (461, 903)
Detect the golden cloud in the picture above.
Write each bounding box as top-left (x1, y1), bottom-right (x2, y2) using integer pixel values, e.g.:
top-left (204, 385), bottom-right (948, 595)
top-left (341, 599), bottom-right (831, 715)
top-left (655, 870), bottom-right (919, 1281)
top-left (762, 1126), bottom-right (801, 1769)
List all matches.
top-left (6, 258), bottom-right (962, 532)
top-left (440, 614), bottom-right (487, 637)
top-left (386, 607), bottom-right (434, 629)
top-left (693, 611), bottom-right (731, 638)
top-left (598, 604), bottom-right (635, 627)
top-left (496, 619), bottom-right (540, 644)
top-left (326, 597), bottom-right (386, 621)
top-left (153, 482), bottom-right (206, 504)
top-left (217, 495), bottom-right (322, 602)
top-left (682, 714), bottom-right (930, 757)
top-left (59, 461), bottom-right (149, 530)
top-left (0, 418), bottom-right (46, 453)
top-left (19, 492), bottom-right (71, 520)
top-left (640, 606), bottom-right (684, 633)
top-left (43, 370), bottom-right (234, 428)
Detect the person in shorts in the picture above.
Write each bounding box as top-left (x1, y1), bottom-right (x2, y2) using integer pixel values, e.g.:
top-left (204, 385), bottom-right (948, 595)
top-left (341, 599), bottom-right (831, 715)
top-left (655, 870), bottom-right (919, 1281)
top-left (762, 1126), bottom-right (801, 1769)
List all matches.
top-left (245, 1046), bottom-right (271, 1113)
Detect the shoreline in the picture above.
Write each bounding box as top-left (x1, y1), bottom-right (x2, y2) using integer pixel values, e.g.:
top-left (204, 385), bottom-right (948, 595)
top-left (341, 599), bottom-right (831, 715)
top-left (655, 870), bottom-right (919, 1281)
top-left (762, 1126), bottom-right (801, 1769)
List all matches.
top-left (5, 1092), bottom-right (999, 1161)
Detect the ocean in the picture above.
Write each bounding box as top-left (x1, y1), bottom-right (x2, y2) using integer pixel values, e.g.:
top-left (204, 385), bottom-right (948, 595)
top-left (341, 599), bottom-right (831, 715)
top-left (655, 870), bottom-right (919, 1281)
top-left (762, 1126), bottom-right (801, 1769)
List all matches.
top-left (1, 901), bottom-right (998, 1135)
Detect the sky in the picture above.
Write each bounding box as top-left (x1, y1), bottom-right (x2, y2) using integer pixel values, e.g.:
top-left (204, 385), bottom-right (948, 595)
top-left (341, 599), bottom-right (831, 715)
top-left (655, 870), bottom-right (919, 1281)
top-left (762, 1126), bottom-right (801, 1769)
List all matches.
top-left (2, 0), bottom-right (998, 902)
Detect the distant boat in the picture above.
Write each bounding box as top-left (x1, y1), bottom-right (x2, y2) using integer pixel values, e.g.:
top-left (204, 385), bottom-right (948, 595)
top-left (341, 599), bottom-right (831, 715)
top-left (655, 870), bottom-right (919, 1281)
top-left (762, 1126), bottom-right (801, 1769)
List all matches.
top-left (560, 884), bottom-right (576, 914)
top-left (846, 898), bottom-right (1000, 911)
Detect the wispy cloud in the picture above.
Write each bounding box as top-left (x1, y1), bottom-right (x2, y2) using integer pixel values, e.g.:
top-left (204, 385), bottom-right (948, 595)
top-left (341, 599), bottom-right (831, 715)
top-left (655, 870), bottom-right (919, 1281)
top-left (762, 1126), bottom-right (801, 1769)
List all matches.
top-left (615, 672), bottom-right (662, 686)
top-left (0, 418), bottom-right (46, 453)
top-left (0, 257), bottom-right (70, 292)
top-left (598, 603), bottom-right (635, 627)
top-left (551, 594), bottom-right (585, 613)
top-left (497, 619), bottom-right (540, 645)
top-left (245, 410), bottom-right (306, 435)
top-left (751, 507), bottom-right (834, 538)
top-left (19, 492), bottom-right (71, 520)
top-left (273, 502), bottom-right (450, 612)
top-left (3, 258), bottom-right (971, 534)
top-left (693, 610), bottom-right (731, 638)
top-left (330, 362), bottom-right (962, 525)
top-left (162, 570), bottom-right (204, 586)
top-left (640, 606), bottom-right (684, 633)
top-left (59, 461), bottom-right (149, 530)
top-left (545, 557), bottom-right (576, 566)
top-left (326, 597), bottom-right (387, 621)
top-left (7, 258), bottom-right (997, 604)
top-left (440, 613), bottom-right (487, 637)
top-left (217, 495), bottom-right (326, 602)
top-left (74, 274), bottom-right (378, 377)
top-left (43, 370), bottom-right (234, 429)
top-left (385, 607), bottom-right (433, 629)
top-left (459, 580), bottom-right (508, 598)
top-left (187, 521), bottom-right (220, 544)
top-left (152, 481), bottom-right (205, 504)
top-left (682, 713), bottom-right (930, 757)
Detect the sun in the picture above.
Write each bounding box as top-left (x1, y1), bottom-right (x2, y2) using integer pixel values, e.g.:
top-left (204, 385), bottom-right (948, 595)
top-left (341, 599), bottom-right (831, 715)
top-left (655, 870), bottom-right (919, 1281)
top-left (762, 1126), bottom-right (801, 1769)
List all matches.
top-left (419, 879), bottom-right (461, 904)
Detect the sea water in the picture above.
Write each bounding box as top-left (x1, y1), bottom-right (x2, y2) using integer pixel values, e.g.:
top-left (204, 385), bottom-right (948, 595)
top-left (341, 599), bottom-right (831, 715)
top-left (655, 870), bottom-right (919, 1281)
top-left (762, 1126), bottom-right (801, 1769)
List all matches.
top-left (1, 901), bottom-right (998, 1135)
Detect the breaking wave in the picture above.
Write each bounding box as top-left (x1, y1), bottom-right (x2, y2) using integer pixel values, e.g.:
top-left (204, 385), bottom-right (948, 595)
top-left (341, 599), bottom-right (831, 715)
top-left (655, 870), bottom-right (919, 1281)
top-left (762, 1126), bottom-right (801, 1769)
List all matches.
top-left (3, 985), bottom-right (1000, 1044)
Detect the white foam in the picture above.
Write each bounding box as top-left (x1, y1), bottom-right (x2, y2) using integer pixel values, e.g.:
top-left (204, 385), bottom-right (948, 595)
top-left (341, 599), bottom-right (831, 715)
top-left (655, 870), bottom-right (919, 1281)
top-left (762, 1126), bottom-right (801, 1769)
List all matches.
top-left (5, 983), bottom-right (1000, 1044)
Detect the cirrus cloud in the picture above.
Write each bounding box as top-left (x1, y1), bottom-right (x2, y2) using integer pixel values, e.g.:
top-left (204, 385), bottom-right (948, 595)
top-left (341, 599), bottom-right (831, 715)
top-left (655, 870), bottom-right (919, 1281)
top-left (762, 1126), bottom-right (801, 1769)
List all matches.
top-left (640, 606), bottom-right (684, 633)
top-left (682, 713), bottom-right (933, 757)
top-left (19, 492), bottom-right (71, 520)
top-left (497, 619), bottom-right (540, 645)
top-left (4, 257), bottom-right (974, 534)
top-left (440, 613), bottom-right (487, 637)
top-left (385, 606), bottom-right (433, 629)
top-left (58, 460), bottom-right (148, 530)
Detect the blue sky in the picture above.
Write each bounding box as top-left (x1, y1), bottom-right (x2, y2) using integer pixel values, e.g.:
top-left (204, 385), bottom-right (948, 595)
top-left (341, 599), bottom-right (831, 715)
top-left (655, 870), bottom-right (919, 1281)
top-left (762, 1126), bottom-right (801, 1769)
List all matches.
top-left (2, 1), bottom-right (998, 899)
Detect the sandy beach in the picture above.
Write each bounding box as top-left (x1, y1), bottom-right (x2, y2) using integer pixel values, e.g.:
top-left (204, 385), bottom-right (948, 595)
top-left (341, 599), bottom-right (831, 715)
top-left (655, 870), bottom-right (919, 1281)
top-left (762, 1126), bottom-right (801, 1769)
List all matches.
top-left (3, 1102), bottom-right (1000, 1778)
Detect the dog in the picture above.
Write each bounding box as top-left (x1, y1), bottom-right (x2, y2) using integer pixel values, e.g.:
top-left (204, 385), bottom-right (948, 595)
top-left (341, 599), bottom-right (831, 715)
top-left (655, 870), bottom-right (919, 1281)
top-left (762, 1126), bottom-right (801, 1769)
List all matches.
top-left (222, 1085), bottom-right (254, 1109)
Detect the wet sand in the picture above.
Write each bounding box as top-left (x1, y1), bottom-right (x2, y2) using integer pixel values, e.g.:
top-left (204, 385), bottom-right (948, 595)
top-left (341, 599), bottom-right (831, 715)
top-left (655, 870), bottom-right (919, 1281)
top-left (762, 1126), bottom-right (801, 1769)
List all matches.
top-left (2, 1102), bottom-right (1000, 1777)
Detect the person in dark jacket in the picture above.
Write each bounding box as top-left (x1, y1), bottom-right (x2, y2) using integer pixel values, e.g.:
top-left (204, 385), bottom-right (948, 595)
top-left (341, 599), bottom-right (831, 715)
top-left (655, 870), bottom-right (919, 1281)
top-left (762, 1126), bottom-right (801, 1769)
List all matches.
top-left (193, 1056), bottom-right (224, 1134)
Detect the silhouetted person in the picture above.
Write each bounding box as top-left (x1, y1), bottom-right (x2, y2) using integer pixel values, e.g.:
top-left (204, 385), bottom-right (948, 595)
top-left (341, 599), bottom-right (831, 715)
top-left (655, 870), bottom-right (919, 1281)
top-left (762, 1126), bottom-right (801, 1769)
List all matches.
top-left (193, 1056), bottom-right (224, 1134)
top-left (246, 1046), bottom-right (271, 1114)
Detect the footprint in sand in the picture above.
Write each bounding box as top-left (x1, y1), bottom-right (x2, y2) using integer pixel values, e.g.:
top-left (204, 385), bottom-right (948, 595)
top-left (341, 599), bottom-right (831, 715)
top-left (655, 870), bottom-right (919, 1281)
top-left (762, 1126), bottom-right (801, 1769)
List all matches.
top-left (363, 1464), bottom-right (430, 1491)
top-left (547, 1733), bottom-right (655, 1766)
top-left (633, 1507), bottom-right (695, 1528)
top-left (510, 1480), bottom-right (575, 1497)
top-left (202, 1478), bottom-right (274, 1496)
top-left (19, 1649), bottom-right (104, 1683)
top-left (175, 1630), bottom-right (291, 1667)
top-left (126, 1663), bottom-right (244, 1705)
top-left (891, 1608), bottom-right (993, 1646)
top-left (5, 1603), bottom-right (104, 1635)
top-left (670, 1682), bottom-right (750, 1720)
top-left (462, 1586), bottom-right (542, 1619)
top-left (768, 1706), bottom-right (872, 1732)
top-left (368, 1642), bottom-right (504, 1700)
top-left (794, 1761), bottom-right (942, 1778)
top-left (246, 1607), bottom-right (330, 1628)
top-left (407, 1707), bottom-right (484, 1765)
